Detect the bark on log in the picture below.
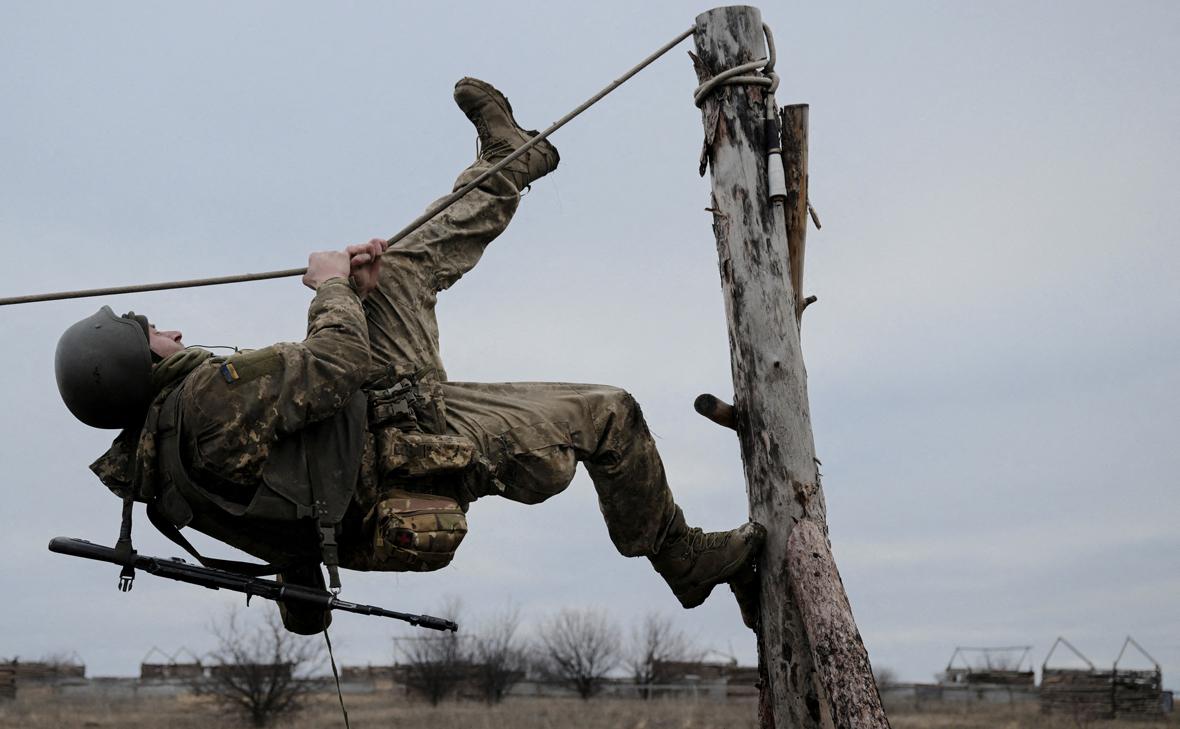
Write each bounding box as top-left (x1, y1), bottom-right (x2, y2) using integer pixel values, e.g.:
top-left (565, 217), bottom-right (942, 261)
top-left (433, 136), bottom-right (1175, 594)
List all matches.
top-left (788, 522), bottom-right (890, 728)
top-left (781, 104), bottom-right (810, 319)
top-left (692, 6), bottom-right (888, 729)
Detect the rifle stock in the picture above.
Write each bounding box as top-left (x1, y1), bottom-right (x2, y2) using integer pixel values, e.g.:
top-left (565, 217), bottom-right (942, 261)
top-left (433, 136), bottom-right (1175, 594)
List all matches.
top-left (48, 537), bottom-right (457, 632)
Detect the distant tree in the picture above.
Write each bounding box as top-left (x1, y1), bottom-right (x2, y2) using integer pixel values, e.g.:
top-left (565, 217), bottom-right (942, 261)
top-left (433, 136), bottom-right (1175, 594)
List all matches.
top-left (874, 666), bottom-right (898, 690)
top-left (471, 605), bottom-right (528, 704)
top-left (626, 612), bottom-right (702, 699)
top-left (396, 597), bottom-right (468, 705)
top-left (537, 607), bottom-right (621, 700)
top-left (194, 608), bottom-right (321, 728)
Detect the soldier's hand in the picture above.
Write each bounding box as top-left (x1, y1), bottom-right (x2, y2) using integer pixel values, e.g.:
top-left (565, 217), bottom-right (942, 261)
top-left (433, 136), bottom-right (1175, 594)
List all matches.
top-left (346, 238), bottom-right (387, 298)
top-left (302, 250), bottom-right (352, 291)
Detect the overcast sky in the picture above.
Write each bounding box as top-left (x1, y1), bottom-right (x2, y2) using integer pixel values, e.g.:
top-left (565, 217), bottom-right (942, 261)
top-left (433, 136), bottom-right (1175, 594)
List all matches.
top-left (1, 1), bottom-right (1176, 687)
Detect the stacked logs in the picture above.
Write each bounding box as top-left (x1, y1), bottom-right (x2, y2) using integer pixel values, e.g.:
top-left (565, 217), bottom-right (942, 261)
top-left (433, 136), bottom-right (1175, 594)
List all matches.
top-left (1041, 668), bottom-right (1164, 718)
top-left (0, 666), bottom-right (14, 700)
top-left (1112, 668), bottom-right (1164, 717)
top-left (139, 661), bottom-right (204, 681)
top-left (5, 659), bottom-right (85, 683)
top-left (1040, 668), bottom-right (1115, 718)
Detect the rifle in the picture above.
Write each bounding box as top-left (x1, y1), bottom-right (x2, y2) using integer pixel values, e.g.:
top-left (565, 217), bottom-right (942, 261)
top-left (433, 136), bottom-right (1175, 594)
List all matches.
top-left (48, 537), bottom-right (457, 632)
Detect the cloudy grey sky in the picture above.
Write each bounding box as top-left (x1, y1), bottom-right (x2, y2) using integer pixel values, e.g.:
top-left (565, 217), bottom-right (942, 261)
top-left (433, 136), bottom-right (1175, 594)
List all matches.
top-left (1, 1), bottom-right (1176, 686)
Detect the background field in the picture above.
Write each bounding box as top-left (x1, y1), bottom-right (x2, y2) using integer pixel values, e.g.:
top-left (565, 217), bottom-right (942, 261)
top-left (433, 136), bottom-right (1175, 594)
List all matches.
top-left (1, 691), bottom-right (1176, 729)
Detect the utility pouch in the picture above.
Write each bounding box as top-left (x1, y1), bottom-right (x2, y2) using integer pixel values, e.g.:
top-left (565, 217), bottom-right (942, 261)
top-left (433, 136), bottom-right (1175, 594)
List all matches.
top-left (366, 490), bottom-right (468, 572)
top-left (373, 428), bottom-right (476, 480)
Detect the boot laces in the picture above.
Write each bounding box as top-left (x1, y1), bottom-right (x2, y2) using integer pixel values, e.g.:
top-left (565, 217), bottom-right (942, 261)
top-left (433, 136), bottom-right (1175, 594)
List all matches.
top-left (471, 115), bottom-right (492, 157)
top-left (479, 138), bottom-right (516, 162)
top-left (685, 527), bottom-right (730, 555)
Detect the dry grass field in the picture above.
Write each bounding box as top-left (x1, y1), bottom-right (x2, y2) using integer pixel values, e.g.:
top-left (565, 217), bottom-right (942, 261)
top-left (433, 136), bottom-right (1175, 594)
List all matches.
top-left (0, 690), bottom-right (1176, 729)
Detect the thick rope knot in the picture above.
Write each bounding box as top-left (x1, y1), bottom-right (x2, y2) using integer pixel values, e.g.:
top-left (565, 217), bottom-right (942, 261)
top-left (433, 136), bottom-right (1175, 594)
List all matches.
top-left (692, 23), bottom-right (778, 108)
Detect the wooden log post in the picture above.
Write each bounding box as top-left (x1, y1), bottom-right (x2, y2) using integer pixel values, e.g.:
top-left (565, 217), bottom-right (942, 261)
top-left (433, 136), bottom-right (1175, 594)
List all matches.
top-left (781, 104), bottom-right (815, 320)
top-left (691, 7), bottom-right (889, 729)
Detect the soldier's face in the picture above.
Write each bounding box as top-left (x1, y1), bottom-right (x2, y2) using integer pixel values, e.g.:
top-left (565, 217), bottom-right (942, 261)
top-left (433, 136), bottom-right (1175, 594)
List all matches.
top-left (148, 324), bottom-right (185, 358)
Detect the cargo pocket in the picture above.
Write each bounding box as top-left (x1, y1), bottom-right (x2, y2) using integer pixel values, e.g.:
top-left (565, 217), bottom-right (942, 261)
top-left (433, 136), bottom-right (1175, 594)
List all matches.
top-left (496, 421), bottom-right (578, 505)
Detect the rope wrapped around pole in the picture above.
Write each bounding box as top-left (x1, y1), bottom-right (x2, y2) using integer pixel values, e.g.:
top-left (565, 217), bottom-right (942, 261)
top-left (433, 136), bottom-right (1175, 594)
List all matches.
top-left (0, 26), bottom-right (695, 308)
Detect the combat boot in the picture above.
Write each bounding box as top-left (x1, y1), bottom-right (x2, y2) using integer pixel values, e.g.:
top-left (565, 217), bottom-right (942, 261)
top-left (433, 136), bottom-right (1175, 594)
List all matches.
top-left (650, 507), bottom-right (766, 609)
top-left (454, 77), bottom-right (559, 191)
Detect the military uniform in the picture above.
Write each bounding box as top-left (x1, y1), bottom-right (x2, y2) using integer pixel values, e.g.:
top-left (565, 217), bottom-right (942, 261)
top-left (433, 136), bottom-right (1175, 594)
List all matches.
top-left (92, 159), bottom-right (678, 574)
top-left (82, 80), bottom-right (762, 633)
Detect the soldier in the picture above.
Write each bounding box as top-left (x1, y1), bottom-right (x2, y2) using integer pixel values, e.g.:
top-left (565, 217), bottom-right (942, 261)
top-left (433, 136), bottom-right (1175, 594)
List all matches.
top-left (56, 78), bottom-right (764, 634)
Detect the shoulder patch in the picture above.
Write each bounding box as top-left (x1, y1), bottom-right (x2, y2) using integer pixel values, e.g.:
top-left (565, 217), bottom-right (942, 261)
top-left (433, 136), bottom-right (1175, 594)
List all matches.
top-left (219, 349), bottom-right (282, 385)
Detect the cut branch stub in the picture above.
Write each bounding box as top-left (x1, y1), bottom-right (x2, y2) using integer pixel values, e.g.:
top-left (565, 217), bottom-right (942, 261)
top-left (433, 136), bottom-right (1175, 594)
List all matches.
top-left (694, 393), bottom-right (736, 430)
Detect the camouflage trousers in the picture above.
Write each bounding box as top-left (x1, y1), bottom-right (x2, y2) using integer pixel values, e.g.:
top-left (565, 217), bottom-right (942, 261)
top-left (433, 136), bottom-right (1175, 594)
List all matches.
top-left (359, 162), bottom-right (678, 557)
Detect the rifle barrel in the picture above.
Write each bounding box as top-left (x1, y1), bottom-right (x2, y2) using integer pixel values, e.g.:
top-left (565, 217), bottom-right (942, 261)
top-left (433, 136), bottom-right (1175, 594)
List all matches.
top-left (48, 537), bottom-right (456, 631)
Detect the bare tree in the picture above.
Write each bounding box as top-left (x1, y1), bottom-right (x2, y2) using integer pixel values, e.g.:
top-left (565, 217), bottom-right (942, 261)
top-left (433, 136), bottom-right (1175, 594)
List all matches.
top-left (536, 607), bottom-right (620, 700)
top-left (396, 597), bottom-right (468, 705)
top-left (472, 604), bottom-right (528, 704)
top-left (626, 612), bottom-right (702, 699)
top-left (874, 666), bottom-right (898, 690)
top-left (194, 608), bottom-right (322, 728)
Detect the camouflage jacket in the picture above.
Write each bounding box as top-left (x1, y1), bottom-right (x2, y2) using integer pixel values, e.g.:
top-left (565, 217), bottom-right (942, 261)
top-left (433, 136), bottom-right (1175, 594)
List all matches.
top-left (171, 278), bottom-right (370, 495)
top-left (92, 277), bottom-right (372, 522)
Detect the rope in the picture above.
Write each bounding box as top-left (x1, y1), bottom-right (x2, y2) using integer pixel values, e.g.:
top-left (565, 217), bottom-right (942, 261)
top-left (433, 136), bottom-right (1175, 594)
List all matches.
top-left (323, 627), bottom-right (350, 729)
top-left (0, 26), bottom-right (695, 308)
top-left (692, 23), bottom-right (778, 107)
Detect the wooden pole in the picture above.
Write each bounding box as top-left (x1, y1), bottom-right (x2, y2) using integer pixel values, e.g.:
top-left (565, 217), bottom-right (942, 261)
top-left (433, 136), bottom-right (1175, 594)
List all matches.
top-left (781, 104), bottom-right (812, 319)
top-left (691, 7), bottom-right (889, 729)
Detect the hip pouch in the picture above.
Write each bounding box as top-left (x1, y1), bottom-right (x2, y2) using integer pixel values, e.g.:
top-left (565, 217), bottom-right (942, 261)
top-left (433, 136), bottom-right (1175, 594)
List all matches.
top-left (365, 490), bottom-right (468, 572)
top-left (374, 428), bottom-right (476, 480)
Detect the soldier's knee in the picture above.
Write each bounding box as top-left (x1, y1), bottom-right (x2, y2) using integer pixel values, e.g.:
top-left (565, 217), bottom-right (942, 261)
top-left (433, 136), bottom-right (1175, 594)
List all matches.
top-left (492, 419), bottom-right (579, 505)
top-left (499, 446), bottom-right (578, 505)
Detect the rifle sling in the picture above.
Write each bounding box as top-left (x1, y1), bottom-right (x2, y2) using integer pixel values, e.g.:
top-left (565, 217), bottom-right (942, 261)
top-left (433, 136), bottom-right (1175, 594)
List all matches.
top-left (145, 503), bottom-right (284, 576)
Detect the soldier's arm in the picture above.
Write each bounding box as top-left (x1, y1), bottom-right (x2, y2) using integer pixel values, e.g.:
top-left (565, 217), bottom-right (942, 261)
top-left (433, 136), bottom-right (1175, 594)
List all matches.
top-left (262, 277), bottom-right (372, 434)
top-left (185, 265), bottom-right (372, 448)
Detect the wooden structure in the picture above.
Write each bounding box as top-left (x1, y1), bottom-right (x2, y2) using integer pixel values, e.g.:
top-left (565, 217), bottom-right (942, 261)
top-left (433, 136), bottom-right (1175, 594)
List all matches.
top-left (1039, 636), bottom-right (1165, 719)
top-left (0, 665), bottom-right (14, 700)
top-left (139, 647), bottom-right (204, 681)
top-left (5, 658), bottom-right (85, 683)
top-left (208, 662), bottom-right (292, 681)
top-left (943, 669), bottom-right (1034, 688)
top-left (1039, 638), bottom-right (1112, 718)
top-left (1112, 636), bottom-right (1164, 718)
top-left (1041, 668), bottom-right (1117, 718)
top-left (691, 6), bottom-right (887, 728)
top-left (942, 646), bottom-right (1035, 687)
top-left (340, 664), bottom-right (398, 683)
top-left (654, 659), bottom-right (759, 686)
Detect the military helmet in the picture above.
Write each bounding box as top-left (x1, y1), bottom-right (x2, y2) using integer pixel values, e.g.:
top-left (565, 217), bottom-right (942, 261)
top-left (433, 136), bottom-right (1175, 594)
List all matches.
top-left (55, 306), bottom-right (154, 429)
